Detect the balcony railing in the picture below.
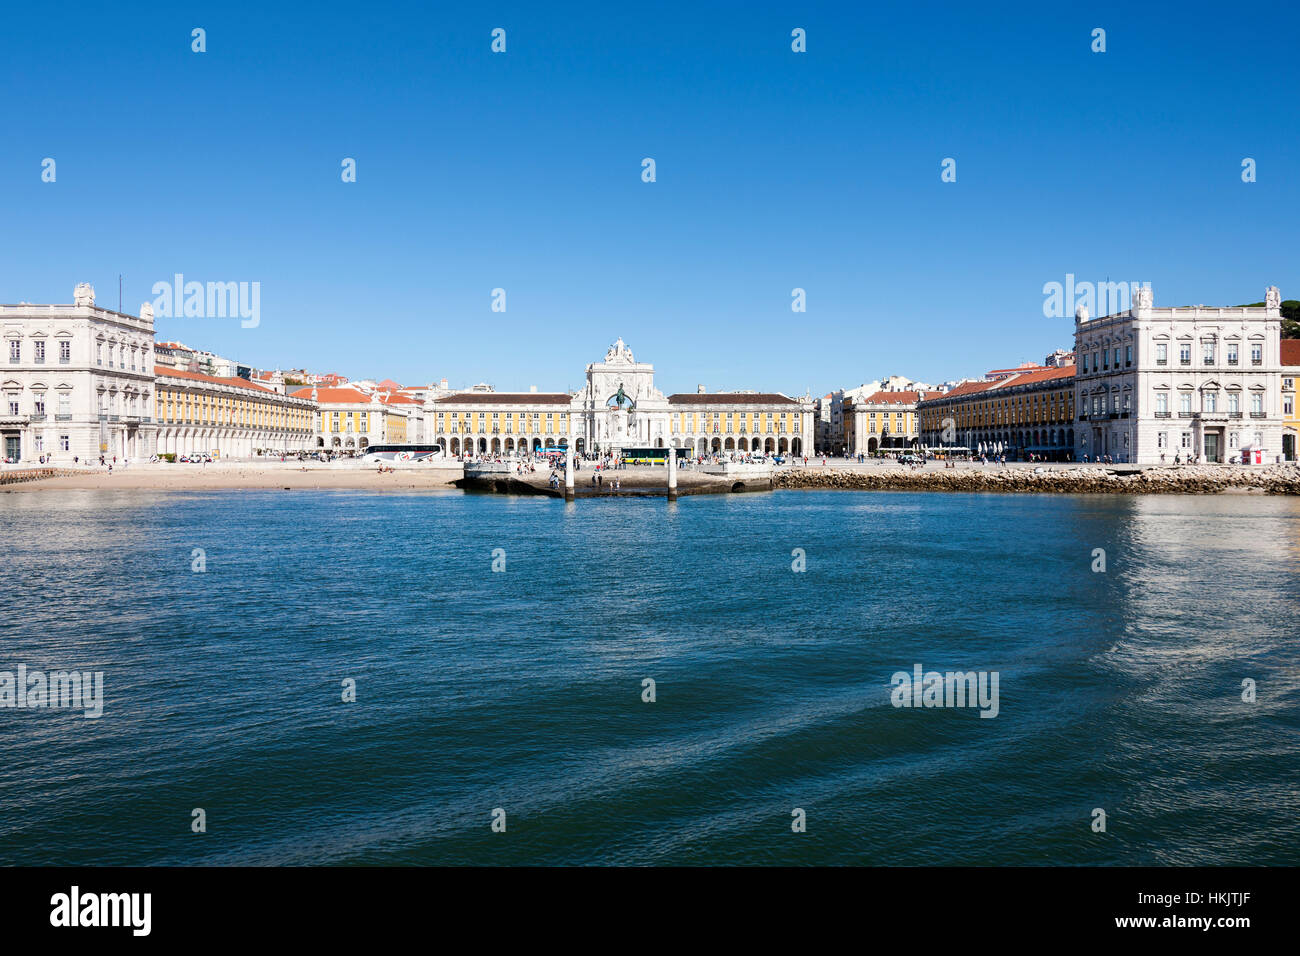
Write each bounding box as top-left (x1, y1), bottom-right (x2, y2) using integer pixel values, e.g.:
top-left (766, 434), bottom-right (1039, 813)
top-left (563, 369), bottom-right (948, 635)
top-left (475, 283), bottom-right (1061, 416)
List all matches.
top-left (1250, 411), bottom-right (1266, 418)
top-left (30, 414), bottom-right (47, 422)
top-left (1229, 412), bottom-right (1242, 419)
top-left (55, 414), bottom-right (72, 421)
top-left (1154, 411), bottom-right (1171, 418)
top-left (1178, 411), bottom-right (1194, 418)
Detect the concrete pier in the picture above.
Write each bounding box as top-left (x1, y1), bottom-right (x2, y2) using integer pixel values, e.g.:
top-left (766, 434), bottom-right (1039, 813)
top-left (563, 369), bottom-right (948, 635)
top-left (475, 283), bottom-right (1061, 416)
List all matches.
top-left (667, 446), bottom-right (678, 500)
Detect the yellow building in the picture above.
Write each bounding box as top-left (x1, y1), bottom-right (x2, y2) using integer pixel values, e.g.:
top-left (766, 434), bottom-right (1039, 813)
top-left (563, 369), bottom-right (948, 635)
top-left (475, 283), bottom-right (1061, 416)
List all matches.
top-left (917, 366), bottom-right (1077, 460)
top-left (843, 390), bottom-right (940, 454)
top-left (155, 366), bottom-right (315, 458)
top-left (290, 386), bottom-right (414, 454)
top-left (433, 392), bottom-right (573, 456)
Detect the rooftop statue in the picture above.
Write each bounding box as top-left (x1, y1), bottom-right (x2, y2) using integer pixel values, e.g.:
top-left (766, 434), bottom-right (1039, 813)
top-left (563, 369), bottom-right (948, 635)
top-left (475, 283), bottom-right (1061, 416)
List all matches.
top-left (605, 337), bottom-right (634, 363)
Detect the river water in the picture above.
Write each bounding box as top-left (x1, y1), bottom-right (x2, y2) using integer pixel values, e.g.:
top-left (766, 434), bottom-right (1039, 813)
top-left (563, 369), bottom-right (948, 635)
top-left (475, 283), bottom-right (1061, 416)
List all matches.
top-left (1, 488), bottom-right (1297, 864)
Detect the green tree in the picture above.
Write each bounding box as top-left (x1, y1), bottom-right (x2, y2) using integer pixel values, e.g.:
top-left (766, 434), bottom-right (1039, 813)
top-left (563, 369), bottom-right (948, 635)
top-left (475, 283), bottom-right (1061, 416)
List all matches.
top-left (1234, 299), bottom-right (1300, 337)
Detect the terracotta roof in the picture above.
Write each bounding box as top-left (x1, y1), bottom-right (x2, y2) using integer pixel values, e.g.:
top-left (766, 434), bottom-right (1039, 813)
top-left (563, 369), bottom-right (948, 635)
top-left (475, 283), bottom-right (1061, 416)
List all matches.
top-left (998, 365), bottom-right (1077, 387)
top-left (922, 380), bottom-right (1000, 401)
top-left (376, 378), bottom-right (403, 389)
top-left (434, 392), bottom-right (572, 405)
top-left (1281, 339), bottom-right (1300, 367)
top-left (858, 390), bottom-right (941, 405)
top-left (290, 386), bottom-right (370, 404)
top-left (156, 365), bottom-right (274, 394)
top-left (667, 393), bottom-right (799, 405)
top-left (987, 363), bottom-right (1050, 377)
top-left (376, 392), bottom-right (421, 405)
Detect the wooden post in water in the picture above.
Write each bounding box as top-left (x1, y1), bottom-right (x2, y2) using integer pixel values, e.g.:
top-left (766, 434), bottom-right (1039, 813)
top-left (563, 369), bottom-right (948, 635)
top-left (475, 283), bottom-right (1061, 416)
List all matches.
top-left (667, 445), bottom-right (678, 501)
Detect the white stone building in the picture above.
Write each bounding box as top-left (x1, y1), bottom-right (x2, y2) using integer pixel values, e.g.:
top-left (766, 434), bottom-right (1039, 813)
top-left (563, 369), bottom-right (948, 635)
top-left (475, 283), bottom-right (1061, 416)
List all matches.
top-left (1073, 286), bottom-right (1285, 464)
top-left (1, 284), bottom-right (157, 462)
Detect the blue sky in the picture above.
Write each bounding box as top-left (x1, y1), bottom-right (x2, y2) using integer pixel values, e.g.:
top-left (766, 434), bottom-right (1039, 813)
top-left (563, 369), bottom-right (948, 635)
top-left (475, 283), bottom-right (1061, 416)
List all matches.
top-left (3, 0), bottom-right (1296, 394)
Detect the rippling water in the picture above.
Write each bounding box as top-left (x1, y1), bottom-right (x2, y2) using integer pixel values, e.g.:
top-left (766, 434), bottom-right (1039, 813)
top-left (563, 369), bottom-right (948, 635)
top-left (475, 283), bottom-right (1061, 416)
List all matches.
top-left (1, 488), bottom-right (1298, 865)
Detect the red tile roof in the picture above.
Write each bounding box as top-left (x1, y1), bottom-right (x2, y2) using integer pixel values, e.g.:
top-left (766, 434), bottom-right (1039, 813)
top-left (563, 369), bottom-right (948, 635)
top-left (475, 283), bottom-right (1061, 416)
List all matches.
top-left (156, 365), bottom-right (274, 394)
top-left (667, 393), bottom-right (799, 405)
top-left (998, 365), bottom-right (1077, 387)
top-left (434, 392), bottom-right (572, 405)
top-left (290, 386), bottom-right (370, 404)
top-left (859, 390), bottom-right (941, 405)
top-left (1281, 339), bottom-right (1300, 367)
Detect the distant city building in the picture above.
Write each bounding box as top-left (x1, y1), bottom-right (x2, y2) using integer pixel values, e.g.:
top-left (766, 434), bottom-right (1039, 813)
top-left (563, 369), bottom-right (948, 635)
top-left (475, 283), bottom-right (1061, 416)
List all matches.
top-left (1, 284), bottom-right (157, 461)
top-left (1074, 287), bottom-right (1285, 464)
top-left (1044, 349), bottom-right (1076, 368)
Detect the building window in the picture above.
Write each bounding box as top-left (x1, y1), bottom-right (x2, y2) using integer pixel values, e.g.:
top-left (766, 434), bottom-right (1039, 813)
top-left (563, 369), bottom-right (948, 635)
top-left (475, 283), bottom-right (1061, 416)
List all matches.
top-left (59, 341), bottom-right (70, 363)
top-left (1125, 345), bottom-right (1132, 367)
top-left (1155, 393), bottom-right (1168, 415)
top-left (1204, 391), bottom-right (1217, 412)
top-left (1179, 343), bottom-right (1191, 365)
top-left (8, 340), bottom-right (18, 364)
top-left (1179, 393), bottom-right (1192, 414)
top-left (1157, 432), bottom-right (1167, 449)
top-left (1228, 393), bottom-right (1240, 415)
top-left (1251, 344), bottom-right (1262, 366)
top-left (60, 434), bottom-right (70, 451)
top-left (1181, 432), bottom-right (1192, 449)
top-left (1227, 343), bottom-right (1239, 365)
top-left (1202, 342), bottom-right (1215, 365)
top-left (1251, 394), bottom-right (1264, 415)
top-left (1155, 343), bottom-right (1167, 366)
top-left (34, 340), bottom-right (45, 364)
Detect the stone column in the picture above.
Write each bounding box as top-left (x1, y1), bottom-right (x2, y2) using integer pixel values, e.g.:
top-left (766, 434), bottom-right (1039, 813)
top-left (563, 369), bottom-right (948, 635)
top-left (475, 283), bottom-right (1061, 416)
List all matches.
top-left (564, 419), bottom-right (575, 500)
top-left (667, 441), bottom-right (678, 500)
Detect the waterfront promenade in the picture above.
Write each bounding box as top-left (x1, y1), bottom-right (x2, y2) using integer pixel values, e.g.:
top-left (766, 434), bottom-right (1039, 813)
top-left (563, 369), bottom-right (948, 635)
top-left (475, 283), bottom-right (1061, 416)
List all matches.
top-left (5, 456), bottom-right (1300, 495)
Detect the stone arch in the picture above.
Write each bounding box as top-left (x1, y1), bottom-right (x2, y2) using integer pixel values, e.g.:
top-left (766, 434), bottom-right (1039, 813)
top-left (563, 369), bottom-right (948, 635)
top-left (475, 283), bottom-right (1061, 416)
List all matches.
top-left (867, 436), bottom-right (878, 453)
top-left (710, 437), bottom-right (721, 453)
top-left (778, 438), bottom-right (789, 453)
top-left (724, 437), bottom-right (735, 450)
top-left (791, 437), bottom-right (802, 455)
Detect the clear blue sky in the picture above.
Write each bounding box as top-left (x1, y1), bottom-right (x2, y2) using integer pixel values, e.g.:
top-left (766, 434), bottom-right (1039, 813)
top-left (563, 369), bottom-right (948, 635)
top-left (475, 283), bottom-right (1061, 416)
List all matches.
top-left (3, 0), bottom-right (1296, 395)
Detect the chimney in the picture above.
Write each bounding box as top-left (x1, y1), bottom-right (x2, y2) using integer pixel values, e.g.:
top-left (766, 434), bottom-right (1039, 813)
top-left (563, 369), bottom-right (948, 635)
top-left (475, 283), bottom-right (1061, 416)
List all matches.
top-left (697, 384), bottom-right (706, 394)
